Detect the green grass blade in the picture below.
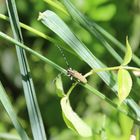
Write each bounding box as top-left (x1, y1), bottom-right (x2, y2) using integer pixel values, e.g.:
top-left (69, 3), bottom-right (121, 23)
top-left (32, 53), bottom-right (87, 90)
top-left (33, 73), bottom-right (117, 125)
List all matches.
top-left (44, 0), bottom-right (140, 66)
top-left (0, 31), bottom-right (66, 74)
top-left (0, 13), bottom-right (55, 42)
top-left (0, 133), bottom-right (21, 140)
top-left (90, 20), bottom-right (140, 66)
top-left (44, 0), bottom-right (68, 15)
top-left (5, 0), bottom-right (47, 139)
top-left (39, 11), bottom-right (114, 87)
top-left (0, 82), bottom-right (29, 140)
top-left (61, 0), bottom-right (123, 63)
top-left (0, 31), bottom-right (139, 123)
top-left (60, 0), bottom-right (140, 66)
top-left (38, 10), bottom-right (140, 121)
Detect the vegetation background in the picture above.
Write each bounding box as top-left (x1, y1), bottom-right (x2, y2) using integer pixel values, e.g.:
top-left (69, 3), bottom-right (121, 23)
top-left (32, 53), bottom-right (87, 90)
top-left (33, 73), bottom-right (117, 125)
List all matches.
top-left (0, 0), bottom-right (140, 139)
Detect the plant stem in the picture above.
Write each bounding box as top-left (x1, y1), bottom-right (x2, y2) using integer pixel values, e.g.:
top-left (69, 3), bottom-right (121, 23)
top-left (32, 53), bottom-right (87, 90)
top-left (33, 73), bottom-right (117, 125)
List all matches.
top-left (0, 13), bottom-right (55, 42)
top-left (85, 66), bottom-right (140, 77)
top-left (67, 82), bottom-right (78, 97)
top-left (0, 31), bottom-right (66, 75)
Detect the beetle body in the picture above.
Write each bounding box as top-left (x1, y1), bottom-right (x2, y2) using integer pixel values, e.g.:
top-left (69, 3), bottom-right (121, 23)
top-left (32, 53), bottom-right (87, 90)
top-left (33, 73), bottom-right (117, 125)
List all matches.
top-left (67, 68), bottom-right (87, 84)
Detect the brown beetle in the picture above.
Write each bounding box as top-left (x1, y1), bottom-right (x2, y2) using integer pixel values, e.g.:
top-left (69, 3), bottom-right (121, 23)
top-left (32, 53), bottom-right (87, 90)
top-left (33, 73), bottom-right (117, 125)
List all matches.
top-left (67, 68), bottom-right (87, 84)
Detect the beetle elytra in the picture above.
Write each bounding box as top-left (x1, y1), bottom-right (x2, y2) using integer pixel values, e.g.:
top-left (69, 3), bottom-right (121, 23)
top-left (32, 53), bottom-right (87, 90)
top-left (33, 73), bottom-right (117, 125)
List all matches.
top-left (67, 68), bottom-right (87, 84)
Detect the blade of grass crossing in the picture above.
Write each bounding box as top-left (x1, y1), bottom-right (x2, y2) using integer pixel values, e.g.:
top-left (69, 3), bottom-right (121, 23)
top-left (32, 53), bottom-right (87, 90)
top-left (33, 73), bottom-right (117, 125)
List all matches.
top-left (61, 0), bottom-right (140, 66)
top-left (60, 0), bottom-right (123, 63)
top-left (59, 0), bottom-right (140, 122)
top-left (0, 31), bottom-right (66, 74)
top-left (0, 82), bottom-right (29, 140)
top-left (39, 10), bottom-right (140, 121)
top-left (0, 31), bottom-right (139, 123)
top-left (39, 11), bottom-right (116, 89)
top-left (6, 0), bottom-right (47, 139)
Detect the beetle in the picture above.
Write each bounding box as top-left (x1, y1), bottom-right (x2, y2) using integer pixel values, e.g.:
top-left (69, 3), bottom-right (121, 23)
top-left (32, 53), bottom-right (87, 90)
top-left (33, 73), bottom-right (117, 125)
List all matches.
top-left (67, 68), bottom-right (87, 84)
top-left (57, 45), bottom-right (87, 84)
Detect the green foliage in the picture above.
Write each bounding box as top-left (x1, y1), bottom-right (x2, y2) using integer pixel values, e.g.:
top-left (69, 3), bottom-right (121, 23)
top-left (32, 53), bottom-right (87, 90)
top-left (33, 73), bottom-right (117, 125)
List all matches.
top-left (55, 75), bottom-right (65, 97)
top-left (118, 69), bottom-right (132, 104)
top-left (117, 38), bottom-right (133, 103)
top-left (0, 0), bottom-right (140, 139)
top-left (122, 38), bottom-right (133, 66)
top-left (61, 96), bottom-right (92, 137)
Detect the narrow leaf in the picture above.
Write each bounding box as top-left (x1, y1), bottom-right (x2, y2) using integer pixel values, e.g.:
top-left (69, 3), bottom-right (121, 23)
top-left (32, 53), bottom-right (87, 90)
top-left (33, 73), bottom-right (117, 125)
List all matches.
top-left (38, 10), bottom-right (140, 118)
top-left (60, 0), bottom-right (140, 67)
top-left (0, 133), bottom-right (21, 140)
top-left (122, 37), bottom-right (132, 66)
top-left (0, 82), bottom-right (29, 140)
top-left (61, 0), bottom-right (123, 63)
top-left (0, 31), bottom-right (66, 74)
top-left (0, 31), bottom-right (139, 122)
top-left (55, 75), bottom-right (65, 97)
top-left (118, 69), bottom-right (132, 103)
top-left (38, 10), bottom-right (117, 89)
top-left (60, 96), bottom-right (92, 137)
top-left (44, 0), bottom-right (68, 15)
top-left (6, 0), bottom-right (47, 139)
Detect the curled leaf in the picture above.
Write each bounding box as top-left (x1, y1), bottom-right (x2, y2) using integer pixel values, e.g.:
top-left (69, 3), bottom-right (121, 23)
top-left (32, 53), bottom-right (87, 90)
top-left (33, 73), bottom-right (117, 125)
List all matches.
top-left (55, 75), bottom-right (65, 97)
top-left (60, 96), bottom-right (92, 137)
top-left (118, 69), bottom-right (132, 103)
top-left (122, 37), bottom-right (132, 66)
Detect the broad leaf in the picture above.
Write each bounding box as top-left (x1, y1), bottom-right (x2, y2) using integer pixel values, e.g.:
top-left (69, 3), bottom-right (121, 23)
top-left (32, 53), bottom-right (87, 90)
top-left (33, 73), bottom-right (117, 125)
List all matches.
top-left (122, 37), bottom-right (132, 66)
top-left (118, 69), bottom-right (132, 103)
top-left (60, 96), bottom-right (92, 137)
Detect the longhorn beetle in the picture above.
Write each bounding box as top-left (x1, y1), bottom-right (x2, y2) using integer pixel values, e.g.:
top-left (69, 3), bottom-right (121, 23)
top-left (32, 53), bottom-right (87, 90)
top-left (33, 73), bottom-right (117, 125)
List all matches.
top-left (57, 45), bottom-right (87, 84)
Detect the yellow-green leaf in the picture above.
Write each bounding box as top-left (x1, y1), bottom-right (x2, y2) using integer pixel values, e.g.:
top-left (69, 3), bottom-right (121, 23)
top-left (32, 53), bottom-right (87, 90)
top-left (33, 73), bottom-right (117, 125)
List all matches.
top-left (55, 75), bottom-right (65, 97)
top-left (118, 69), bottom-right (132, 103)
top-left (60, 96), bottom-right (92, 137)
top-left (122, 37), bottom-right (132, 66)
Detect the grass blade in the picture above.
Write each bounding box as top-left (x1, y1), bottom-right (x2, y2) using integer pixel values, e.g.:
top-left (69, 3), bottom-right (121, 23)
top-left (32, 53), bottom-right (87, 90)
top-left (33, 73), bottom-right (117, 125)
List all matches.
top-left (0, 13), bottom-right (55, 42)
top-left (0, 31), bottom-right (66, 74)
top-left (60, 0), bottom-right (140, 66)
top-left (38, 10), bottom-right (140, 121)
top-left (38, 11), bottom-right (114, 87)
top-left (44, 0), bottom-right (68, 15)
top-left (0, 31), bottom-right (139, 123)
top-left (0, 133), bottom-right (21, 140)
top-left (44, 0), bottom-right (140, 66)
top-left (6, 0), bottom-right (47, 139)
top-left (0, 82), bottom-right (29, 140)
top-left (61, 0), bottom-right (123, 63)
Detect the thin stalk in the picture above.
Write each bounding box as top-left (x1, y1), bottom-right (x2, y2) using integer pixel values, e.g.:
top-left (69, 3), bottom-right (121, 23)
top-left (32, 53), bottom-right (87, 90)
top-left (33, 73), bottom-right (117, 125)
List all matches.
top-left (67, 82), bottom-right (78, 97)
top-left (44, 0), bottom-right (68, 15)
top-left (0, 31), bottom-right (66, 74)
top-left (0, 31), bottom-right (139, 124)
top-left (85, 66), bottom-right (140, 77)
top-left (0, 13), bottom-right (55, 42)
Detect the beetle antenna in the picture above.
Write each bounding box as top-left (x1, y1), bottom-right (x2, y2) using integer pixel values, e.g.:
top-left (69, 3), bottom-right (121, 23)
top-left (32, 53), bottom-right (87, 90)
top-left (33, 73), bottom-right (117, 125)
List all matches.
top-left (57, 45), bottom-right (70, 68)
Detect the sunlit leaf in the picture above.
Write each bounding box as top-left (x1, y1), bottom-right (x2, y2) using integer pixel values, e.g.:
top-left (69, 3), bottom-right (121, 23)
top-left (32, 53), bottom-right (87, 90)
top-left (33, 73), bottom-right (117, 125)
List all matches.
top-left (62, 112), bottom-right (77, 132)
top-left (118, 69), bottom-right (132, 103)
top-left (122, 37), bottom-right (132, 66)
top-left (55, 75), bottom-right (65, 97)
top-left (60, 96), bottom-right (92, 137)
